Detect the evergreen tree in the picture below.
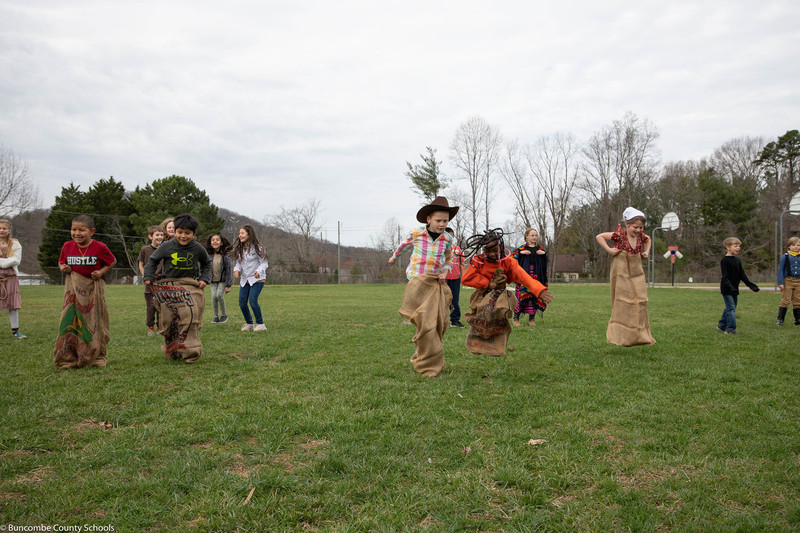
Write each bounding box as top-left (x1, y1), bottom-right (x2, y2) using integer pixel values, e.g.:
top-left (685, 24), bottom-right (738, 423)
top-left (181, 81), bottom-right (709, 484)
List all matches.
top-left (405, 147), bottom-right (447, 201)
top-left (84, 177), bottom-right (136, 270)
top-left (129, 175), bottom-right (224, 240)
top-left (38, 183), bottom-right (88, 281)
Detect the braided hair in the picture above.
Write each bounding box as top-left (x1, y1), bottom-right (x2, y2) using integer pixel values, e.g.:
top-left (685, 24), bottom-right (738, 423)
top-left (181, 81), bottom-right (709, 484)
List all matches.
top-left (461, 228), bottom-right (507, 260)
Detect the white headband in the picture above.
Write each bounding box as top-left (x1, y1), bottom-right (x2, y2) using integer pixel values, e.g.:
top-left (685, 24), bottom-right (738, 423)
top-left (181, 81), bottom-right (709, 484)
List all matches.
top-left (623, 207), bottom-right (645, 222)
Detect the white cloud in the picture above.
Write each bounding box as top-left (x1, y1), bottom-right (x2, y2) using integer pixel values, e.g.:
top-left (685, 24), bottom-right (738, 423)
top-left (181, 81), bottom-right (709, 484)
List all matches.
top-left (1, 0), bottom-right (798, 244)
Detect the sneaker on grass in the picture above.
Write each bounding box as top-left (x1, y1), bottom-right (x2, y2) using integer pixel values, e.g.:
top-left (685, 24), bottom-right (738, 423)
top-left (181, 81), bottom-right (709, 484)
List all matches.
top-left (253, 324), bottom-right (267, 332)
top-left (241, 323), bottom-right (254, 331)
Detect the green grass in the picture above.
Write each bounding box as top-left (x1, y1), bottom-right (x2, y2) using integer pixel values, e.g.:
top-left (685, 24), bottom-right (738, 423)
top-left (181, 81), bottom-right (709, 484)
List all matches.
top-left (1, 283), bottom-right (798, 531)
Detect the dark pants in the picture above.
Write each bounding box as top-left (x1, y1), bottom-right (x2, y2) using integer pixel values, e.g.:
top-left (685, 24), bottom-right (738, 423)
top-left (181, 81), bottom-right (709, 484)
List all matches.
top-left (718, 293), bottom-right (737, 332)
top-left (144, 292), bottom-right (158, 328)
top-left (446, 277), bottom-right (461, 322)
top-left (239, 282), bottom-right (265, 325)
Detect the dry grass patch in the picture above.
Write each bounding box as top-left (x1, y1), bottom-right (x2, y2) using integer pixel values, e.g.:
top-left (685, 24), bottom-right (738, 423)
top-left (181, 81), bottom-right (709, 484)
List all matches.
top-left (618, 465), bottom-right (699, 489)
top-left (14, 465), bottom-right (55, 485)
top-left (228, 453), bottom-right (258, 478)
top-left (0, 491), bottom-right (27, 502)
top-left (74, 419), bottom-right (113, 433)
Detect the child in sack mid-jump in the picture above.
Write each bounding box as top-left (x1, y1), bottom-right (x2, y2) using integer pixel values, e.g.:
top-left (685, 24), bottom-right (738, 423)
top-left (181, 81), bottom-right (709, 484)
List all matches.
top-left (390, 196), bottom-right (458, 377)
top-left (596, 207), bottom-right (655, 346)
top-left (461, 228), bottom-right (553, 356)
top-left (54, 214), bottom-right (116, 368)
top-left (144, 213), bottom-right (212, 362)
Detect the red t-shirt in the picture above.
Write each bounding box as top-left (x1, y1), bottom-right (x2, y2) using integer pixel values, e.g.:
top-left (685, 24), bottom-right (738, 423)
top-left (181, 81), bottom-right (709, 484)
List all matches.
top-left (59, 240), bottom-right (116, 278)
top-left (445, 246), bottom-right (464, 279)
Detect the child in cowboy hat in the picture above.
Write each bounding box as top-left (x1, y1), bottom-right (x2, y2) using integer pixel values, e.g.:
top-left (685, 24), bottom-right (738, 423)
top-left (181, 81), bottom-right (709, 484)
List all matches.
top-left (390, 196), bottom-right (459, 377)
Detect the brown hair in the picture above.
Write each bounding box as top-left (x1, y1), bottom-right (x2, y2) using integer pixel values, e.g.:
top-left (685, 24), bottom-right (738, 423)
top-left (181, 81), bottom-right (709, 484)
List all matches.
top-left (147, 225), bottom-right (164, 237)
top-left (231, 225), bottom-right (268, 261)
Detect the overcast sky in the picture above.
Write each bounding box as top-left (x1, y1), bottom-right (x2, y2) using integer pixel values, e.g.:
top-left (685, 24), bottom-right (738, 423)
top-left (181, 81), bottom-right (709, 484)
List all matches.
top-left (1, 1), bottom-right (798, 245)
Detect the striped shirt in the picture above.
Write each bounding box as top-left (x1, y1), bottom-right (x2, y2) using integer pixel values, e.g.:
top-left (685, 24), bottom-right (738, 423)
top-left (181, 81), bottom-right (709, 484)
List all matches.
top-left (392, 227), bottom-right (454, 280)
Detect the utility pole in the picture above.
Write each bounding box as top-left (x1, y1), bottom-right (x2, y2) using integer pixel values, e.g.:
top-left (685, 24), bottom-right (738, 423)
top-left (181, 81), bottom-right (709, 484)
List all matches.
top-left (337, 221), bottom-right (341, 285)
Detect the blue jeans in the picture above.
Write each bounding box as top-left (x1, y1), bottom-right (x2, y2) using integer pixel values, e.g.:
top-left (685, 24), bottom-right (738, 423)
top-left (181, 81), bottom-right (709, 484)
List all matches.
top-left (718, 294), bottom-right (737, 332)
top-left (446, 278), bottom-right (461, 322)
top-left (239, 282), bottom-right (264, 325)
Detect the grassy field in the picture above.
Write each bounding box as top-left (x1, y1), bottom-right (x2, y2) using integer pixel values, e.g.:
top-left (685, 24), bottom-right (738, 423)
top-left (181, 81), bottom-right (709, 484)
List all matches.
top-left (1, 283), bottom-right (798, 532)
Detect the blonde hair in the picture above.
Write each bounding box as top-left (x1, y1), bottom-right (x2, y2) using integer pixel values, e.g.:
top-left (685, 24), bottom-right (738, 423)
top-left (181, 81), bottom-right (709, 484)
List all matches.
top-left (723, 237), bottom-right (741, 249)
top-left (524, 228), bottom-right (538, 237)
top-left (0, 219), bottom-right (16, 258)
top-left (787, 236), bottom-right (800, 248)
top-left (160, 217), bottom-right (175, 236)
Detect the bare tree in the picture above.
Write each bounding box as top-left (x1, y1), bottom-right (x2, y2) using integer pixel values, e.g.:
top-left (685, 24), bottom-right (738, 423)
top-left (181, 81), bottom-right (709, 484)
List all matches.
top-left (502, 140), bottom-right (533, 229)
top-left (526, 132), bottom-right (580, 278)
top-left (369, 217), bottom-right (403, 253)
top-left (579, 112), bottom-right (660, 276)
top-left (271, 198), bottom-right (324, 272)
top-left (450, 116), bottom-right (502, 234)
top-left (0, 145), bottom-right (40, 218)
top-left (711, 136), bottom-right (766, 187)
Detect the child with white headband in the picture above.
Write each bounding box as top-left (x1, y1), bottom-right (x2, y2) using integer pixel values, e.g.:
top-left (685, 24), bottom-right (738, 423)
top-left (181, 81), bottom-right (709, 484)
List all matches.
top-left (595, 207), bottom-right (655, 346)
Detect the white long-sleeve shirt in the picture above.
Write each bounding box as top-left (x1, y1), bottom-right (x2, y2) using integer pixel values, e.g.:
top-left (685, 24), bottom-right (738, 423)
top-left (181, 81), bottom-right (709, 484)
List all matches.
top-left (0, 240), bottom-right (21, 274)
top-left (233, 245), bottom-right (269, 287)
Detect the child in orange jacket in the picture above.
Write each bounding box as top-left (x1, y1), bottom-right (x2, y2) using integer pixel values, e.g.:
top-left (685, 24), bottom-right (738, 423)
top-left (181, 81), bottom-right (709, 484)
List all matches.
top-left (461, 229), bottom-right (553, 355)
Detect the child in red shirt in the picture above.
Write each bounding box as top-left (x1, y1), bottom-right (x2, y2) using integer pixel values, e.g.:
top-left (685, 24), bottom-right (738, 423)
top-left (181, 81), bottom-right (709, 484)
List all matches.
top-left (54, 214), bottom-right (116, 368)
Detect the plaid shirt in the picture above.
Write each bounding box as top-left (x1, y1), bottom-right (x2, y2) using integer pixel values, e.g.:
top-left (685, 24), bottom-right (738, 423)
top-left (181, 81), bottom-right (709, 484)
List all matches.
top-left (393, 227), bottom-right (454, 280)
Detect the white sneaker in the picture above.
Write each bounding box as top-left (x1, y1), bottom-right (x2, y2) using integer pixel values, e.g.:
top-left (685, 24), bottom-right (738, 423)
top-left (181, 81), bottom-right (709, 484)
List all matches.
top-left (241, 323), bottom-right (253, 331)
top-left (253, 324), bottom-right (267, 332)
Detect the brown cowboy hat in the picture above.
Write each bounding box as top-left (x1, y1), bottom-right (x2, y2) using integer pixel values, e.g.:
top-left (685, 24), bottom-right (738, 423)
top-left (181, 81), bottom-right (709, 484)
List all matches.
top-left (416, 196), bottom-right (459, 223)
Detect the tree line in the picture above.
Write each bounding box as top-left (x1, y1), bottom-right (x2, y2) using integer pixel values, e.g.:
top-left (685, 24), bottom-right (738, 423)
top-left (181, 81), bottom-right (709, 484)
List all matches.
top-left (404, 113), bottom-right (798, 280)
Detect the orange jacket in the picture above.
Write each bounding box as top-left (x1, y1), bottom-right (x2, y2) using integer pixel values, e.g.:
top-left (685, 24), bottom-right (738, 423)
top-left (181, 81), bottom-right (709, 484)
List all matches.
top-left (462, 254), bottom-right (547, 297)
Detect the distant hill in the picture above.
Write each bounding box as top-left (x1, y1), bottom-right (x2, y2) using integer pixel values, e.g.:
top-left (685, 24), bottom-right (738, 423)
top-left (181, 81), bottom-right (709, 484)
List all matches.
top-left (12, 207), bottom-right (385, 278)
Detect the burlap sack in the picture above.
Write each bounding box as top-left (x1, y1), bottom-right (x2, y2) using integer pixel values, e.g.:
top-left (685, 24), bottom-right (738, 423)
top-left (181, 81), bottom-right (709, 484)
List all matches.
top-left (54, 273), bottom-right (109, 369)
top-left (398, 273), bottom-right (452, 377)
top-left (152, 278), bottom-right (205, 363)
top-left (464, 288), bottom-right (516, 357)
top-left (607, 251), bottom-right (656, 346)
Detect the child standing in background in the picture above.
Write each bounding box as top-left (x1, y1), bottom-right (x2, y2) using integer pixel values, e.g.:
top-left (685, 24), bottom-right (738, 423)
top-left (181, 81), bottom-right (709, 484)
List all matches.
top-left (596, 207), bottom-right (655, 346)
top-left (717, 237), bottom-right (760, 334)
top-left (54, 214), bottom-right (116, 368)
top-left (511, 228), bottom-right (548, 327)
top-left (206, 234), bottom-right (233, 324)
top-left (776, 236), bottom-right (800, 325)
top-left (137, 225), bottom-right (165, 336)
top-left (232, 225), bottom-right (269, 332)
top-left (0, 219), bottom-right (25, 338)
top-left (444, 227), bottom-right (465, 328)
top-left (161, 217), bottom-right (175, 240)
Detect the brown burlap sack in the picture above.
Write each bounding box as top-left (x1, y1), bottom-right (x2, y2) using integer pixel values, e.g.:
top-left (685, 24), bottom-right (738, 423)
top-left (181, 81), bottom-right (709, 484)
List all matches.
top-left (607, 251), bottom-right (656, 346)
top-left (152, 278), bottom-right (205, 363)
top-left (398, 273), bottom-right (452, 377)
top-left (464, 286), bottom-right (516, 357)
top-left (54, 273), bottom-right (110, 369)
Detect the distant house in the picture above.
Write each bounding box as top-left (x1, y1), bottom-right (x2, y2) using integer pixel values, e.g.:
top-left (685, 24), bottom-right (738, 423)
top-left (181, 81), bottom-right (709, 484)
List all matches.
top-left (315, 254), bottom-right (358, 281)
top-left (554, 254), bottom-right (589, 280)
